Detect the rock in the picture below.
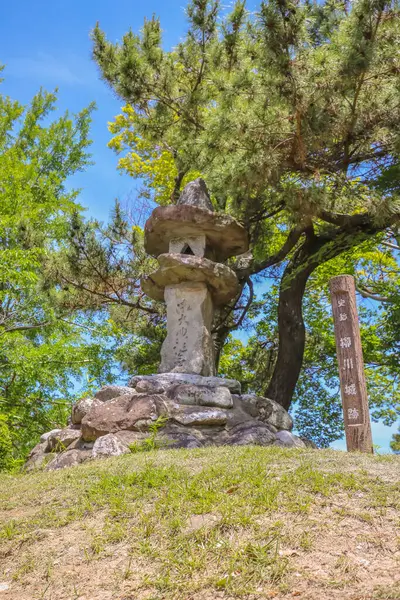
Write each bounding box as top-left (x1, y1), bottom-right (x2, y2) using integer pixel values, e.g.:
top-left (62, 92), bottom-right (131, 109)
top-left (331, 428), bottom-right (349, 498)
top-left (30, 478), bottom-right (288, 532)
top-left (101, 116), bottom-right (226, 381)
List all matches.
top-left (130, 373), bottom-right (241, 394)
top-left (94, 385), bottom-right (136, 402)
top-left (46, 428), bottom-right (81, 452)
top-left (161, 432), bottom-right (204, 449)
top-left (81, 393), bottom-right (159, 441)
top-left (92, 434), bottom-right (130, 459)
top-left (238, 395), bottom-right (293, 431)
top-left (224, 402), bottom-right (256, 429)
top-left (144, 205), bottom-right (249, 261)
top-left (155, 422), bottom-right (206, 449)
top-left (300, 436), bottom-right (318, 449)
top-left (114, 430), bottom-right (150, 447)
top-left (275, 430), bottom-right (306, 448)
top-left (0, 583), bottom-right (10, 592)
top-left (24, 442), bottom-right (49, 472)
top-left (115, 423), bottom-right (203, 451)
top-left (223, 422), bottom-right (276, 446)
top-left (25, 453), bottom-right (49, 472)
top-left (135, 379), bottom-right (165, 394)
top-left (159, 281), bottom-right (215, 376)
top-left (264, 399), bottom-right (293, 430)
top-left (46, 449), bottom-right (91, 471)
top-left (167, 384), bottom-right (233, 408)
top-left (67, 438), bottom-right (94, 451)
top-left (40, 429), bottom-right (61, 443)
top-left (169, 405), bottom-right (228, 426)
top-left (71, 397), bottom-right (102, 424)
top-left (141, 253), bottom-right (240, 306)
top-left (233, 394), bottom-right (258, 418)
top-left (28, 441), bottom-right (46, 458)
top-left (177, 178), bottom-right (214, 211)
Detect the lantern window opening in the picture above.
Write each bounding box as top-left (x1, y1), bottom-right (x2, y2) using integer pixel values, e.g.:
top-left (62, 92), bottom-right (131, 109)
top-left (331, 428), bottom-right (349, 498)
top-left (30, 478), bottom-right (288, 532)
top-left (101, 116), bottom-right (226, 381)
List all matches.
top-left (181, 243), bottom-right (195, 256)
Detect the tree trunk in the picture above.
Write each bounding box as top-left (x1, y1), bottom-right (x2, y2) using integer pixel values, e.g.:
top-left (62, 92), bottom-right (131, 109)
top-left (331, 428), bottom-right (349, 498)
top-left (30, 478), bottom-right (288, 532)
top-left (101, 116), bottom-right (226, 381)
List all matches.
top-left (265, 224), bottom-right (380, 410)
top-left (213, 323), bottom-right (230, 373)
top-left (213, 281), bottom-right (246, 373)
top-left (265, 259), bottom-right (314, 410)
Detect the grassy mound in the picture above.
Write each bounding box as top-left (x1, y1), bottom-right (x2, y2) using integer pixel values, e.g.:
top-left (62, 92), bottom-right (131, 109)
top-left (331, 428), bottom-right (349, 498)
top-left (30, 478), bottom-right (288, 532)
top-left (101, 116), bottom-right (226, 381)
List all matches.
top-left (0, 447), bottom-right (399, 600)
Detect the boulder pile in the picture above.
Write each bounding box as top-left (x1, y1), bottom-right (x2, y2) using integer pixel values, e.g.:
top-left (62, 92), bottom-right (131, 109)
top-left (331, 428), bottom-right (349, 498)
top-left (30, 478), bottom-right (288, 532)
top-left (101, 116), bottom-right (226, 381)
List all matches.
top-left (26, 374), bottom-right (305, 471)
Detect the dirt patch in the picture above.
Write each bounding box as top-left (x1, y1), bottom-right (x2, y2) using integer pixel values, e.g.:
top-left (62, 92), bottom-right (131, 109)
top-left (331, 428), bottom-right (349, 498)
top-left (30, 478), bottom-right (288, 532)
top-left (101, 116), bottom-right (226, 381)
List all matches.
top-left (0, 448), bottom-right (399, 599)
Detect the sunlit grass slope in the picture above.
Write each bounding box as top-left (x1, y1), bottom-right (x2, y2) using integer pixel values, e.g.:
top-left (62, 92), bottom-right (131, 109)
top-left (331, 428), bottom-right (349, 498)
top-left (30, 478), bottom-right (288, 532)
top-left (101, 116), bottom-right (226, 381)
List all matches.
top-left (0, 447), bottom-right (399, 599)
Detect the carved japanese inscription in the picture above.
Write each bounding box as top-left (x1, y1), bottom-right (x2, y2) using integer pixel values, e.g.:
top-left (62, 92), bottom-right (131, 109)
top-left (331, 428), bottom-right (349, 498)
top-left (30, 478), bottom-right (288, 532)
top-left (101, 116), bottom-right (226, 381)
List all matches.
top-left (329, 275), bottom-right (373, 453)
top-left (159, 281), bottom-right (215, 376)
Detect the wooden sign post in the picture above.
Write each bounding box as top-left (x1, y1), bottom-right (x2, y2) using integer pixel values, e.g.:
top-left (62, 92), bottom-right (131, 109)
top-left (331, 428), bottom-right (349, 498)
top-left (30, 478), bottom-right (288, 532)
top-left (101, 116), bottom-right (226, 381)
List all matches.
top-left (329, 275), bottom-right (373, 453)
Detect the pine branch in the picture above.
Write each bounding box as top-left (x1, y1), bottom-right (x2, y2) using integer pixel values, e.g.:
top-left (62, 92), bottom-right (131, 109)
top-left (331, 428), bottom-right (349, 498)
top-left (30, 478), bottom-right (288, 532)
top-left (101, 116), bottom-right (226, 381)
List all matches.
top-left (355, 285), bottom-right (390, 303)
top-left (235, 224), bottom-right (306, 278)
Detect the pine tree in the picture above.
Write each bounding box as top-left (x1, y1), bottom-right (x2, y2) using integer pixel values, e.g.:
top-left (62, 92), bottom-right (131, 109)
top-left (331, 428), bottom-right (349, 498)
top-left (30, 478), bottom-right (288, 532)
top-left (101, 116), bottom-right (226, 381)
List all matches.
top-left (91, 0), bottom-right (400, 410)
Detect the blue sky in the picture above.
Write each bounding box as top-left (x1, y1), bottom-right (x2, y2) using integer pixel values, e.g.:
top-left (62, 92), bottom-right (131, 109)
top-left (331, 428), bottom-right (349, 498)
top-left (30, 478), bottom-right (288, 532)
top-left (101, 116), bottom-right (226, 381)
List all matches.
top-left (0, 0), bottom-right (193, 222)
top-left (0, 0), bottom-right (397, 452)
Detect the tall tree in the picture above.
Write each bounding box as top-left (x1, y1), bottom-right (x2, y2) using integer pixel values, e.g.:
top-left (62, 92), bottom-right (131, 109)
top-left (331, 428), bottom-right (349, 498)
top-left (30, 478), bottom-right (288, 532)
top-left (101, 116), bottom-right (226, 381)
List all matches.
top-left (219, 239), bottom-right (400, 446)
top-left (0, 74), bottom-right (116, 467)
top-left (91, 0), bottom-right (400, 410)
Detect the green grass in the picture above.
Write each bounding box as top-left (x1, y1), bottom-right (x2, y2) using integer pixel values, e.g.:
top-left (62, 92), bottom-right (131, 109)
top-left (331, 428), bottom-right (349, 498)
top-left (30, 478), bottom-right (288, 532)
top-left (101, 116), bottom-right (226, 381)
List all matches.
top-left (0, 447), bottom-right (399, 599)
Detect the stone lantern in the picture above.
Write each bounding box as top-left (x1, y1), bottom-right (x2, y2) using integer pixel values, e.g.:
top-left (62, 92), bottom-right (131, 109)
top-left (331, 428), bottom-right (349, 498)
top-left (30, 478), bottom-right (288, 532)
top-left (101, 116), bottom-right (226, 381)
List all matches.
top-left (28, 179), bottom-right (305, 472)
top-left (141, 178), bottom-right (248, 377)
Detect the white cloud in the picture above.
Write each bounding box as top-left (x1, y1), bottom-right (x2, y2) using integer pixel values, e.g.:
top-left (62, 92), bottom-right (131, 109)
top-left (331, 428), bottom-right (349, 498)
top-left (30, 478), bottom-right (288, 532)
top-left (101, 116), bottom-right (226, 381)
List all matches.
top-left (5, 52), bottom-right (97, 86)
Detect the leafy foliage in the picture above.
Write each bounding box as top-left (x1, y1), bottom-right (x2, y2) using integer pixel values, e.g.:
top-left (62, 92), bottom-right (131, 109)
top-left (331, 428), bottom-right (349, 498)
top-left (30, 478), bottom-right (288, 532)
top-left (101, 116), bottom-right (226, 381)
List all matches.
top-left (4, 0), bottom-right (400, 462)
top-left (0, 81), bottom-right (117, 468)
top-left (90, 0), bottom-right (400, 445)
top-left (0, 414), bottom-right (13, 471)
top-left (390, 429), bottom-right (400, 453)
top-left (48, 199), bottom-right (166, 379)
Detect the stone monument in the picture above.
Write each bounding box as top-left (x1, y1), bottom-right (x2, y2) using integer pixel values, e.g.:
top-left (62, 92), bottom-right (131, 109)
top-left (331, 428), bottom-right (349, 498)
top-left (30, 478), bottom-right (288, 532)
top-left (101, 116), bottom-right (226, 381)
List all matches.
top-left (329, 275), bottom-right (373, 453)
top-left (27, 179), bottom-right (305, 471)
top-left (141, 177), bottom-right (247, 376)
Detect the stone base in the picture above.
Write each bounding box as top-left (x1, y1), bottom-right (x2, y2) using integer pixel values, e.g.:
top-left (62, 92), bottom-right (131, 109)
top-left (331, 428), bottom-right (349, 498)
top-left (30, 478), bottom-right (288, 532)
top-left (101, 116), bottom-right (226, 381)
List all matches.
top-left (26, 374), bottom-right (307, 472)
